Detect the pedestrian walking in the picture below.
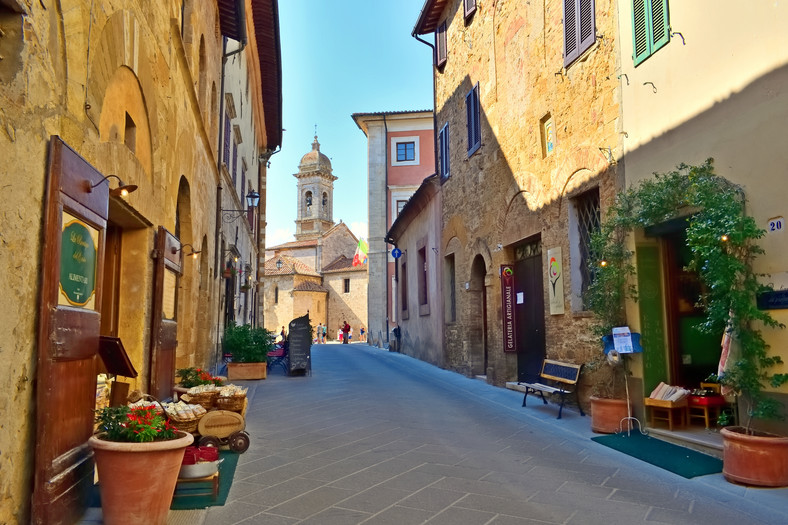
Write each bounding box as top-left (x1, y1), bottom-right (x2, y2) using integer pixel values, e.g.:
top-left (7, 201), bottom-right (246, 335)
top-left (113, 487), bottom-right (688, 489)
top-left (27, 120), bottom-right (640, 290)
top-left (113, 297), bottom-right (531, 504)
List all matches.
top-left (316, 323), bottom-right (323, 343)
top-left (322, 324), bottom-right (327, 343)
top-left (360, 326), bottom-right (366, 342)
top-left (342, 321), bottom-right (350, 344)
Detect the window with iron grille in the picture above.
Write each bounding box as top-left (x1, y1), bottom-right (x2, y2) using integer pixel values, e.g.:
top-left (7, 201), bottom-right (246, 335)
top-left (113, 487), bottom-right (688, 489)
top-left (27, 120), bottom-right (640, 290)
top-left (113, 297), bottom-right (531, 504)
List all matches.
top-left (435, 21), bottom-right (447, 68)
top-left (574, 188), bottom-right (600, 309)
top-left (632, 0), bottom-right (670, 66)
top-left (564, 0), bottom-right (596, 67)
top-left (466, 83), bottom-right (481, 156)
top-left (344, 278), bottom-right (350, 294)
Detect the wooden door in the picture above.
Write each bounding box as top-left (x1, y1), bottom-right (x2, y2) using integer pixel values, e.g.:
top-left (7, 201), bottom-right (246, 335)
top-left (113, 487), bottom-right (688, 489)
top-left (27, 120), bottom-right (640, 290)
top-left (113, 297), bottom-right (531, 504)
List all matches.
top-left (31, 137), bottom-right (108, 524)
top-left (515, 240), bottom-right (545, 383)
top-left (149, 226), bottom-right (182, 400)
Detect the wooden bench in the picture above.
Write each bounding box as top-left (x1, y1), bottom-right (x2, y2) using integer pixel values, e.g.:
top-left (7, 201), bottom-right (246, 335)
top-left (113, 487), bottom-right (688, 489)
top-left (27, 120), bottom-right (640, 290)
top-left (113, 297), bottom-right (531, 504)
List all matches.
top-left (507, 359), bottom-right (585, 419)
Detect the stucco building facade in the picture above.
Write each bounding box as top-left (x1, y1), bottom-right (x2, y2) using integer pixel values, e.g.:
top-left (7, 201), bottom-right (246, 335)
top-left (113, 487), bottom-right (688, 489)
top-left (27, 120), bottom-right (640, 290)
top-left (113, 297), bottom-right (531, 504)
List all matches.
top-left (352, 110), bottom-right (434, 348)
top-left (613, 1), bottom-right (788, 433)
top-left (0, 1), bottom-right (281, 522)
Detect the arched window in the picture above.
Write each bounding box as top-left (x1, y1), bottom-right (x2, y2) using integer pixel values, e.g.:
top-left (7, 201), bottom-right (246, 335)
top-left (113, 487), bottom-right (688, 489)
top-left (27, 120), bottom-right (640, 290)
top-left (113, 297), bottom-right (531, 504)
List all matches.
top-left (305, 191), bottom-right (312, 206)
top-left (322, 192), bottom-right (328, 206)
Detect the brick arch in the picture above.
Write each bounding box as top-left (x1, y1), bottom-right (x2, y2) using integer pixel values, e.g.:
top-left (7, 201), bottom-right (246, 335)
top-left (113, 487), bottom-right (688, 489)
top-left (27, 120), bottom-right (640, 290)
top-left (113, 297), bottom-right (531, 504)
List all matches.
top-left (442, 214), bottom-right (468, 253)
top-left (554, 146), bottom-right (609, 204)
top-left (97, 65), bottom-right (153, 179)
top-left (496, 174), bottom-right (543, 246)
top-left (87, 10), bottom-right (159, 170)
top-left (466, 237), bottom-right (493, 283)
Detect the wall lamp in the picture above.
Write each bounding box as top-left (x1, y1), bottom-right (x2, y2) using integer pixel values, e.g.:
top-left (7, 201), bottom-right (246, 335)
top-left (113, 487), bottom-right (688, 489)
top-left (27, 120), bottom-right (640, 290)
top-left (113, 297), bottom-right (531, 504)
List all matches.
top-left (221, 190), bottom-right (260, 223)
top-left (88, 174), bottom-right (138, 197)
top-left (172, 243), bottom-right (200, 259)
top-left (275, 259), bottom-right (283, 270)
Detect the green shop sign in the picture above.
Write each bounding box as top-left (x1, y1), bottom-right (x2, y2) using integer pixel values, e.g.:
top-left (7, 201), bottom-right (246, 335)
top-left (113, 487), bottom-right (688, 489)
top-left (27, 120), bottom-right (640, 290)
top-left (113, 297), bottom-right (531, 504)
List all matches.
top-left (60, 219), bottom-right (97, 307)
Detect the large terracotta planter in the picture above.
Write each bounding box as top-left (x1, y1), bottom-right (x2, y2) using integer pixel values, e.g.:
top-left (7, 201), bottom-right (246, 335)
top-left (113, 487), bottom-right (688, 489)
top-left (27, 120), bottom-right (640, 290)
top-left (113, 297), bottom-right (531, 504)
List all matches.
top-left (88, 431), bottom-right (194, 525)
top-left (590, 396), bottom-right (632, 434)
top-left (227, 361), bottom-right (267, 380)
top-left (721, 426), bottom-right (788, 487)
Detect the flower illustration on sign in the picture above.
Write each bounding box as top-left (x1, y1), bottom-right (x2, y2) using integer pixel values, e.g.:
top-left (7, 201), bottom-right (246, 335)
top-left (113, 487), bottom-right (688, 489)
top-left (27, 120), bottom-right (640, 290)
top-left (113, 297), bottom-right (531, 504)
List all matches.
top-left (549, 255), bottom-right (561, 294)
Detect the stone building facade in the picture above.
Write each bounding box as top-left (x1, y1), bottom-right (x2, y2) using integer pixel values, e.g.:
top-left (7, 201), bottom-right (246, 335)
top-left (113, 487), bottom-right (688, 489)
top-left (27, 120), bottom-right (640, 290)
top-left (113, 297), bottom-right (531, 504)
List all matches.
top-left (352, 111), bottom-right (434, 347)
top-left (413, 0), bottom-right (621, 388)
top-left (0, 1), bottom-right (281, 522)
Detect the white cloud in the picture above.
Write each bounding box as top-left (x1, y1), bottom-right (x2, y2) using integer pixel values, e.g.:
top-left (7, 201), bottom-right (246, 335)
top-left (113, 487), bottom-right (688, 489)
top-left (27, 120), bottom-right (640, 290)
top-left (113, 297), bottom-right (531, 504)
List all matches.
top-left (349, 221), bottom-right (368, 241)
top-left (266, 228), bottom-right (294, 248)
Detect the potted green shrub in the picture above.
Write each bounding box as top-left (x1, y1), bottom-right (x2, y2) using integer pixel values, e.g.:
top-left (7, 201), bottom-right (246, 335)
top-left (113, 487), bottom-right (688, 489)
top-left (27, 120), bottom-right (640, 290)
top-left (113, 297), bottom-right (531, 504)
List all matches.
top-left (224, 322), bottom-right (274, 380)
top-left (88, 403), bottom-right (193, 524)
top-left (588, 160), bottom-right (788, 486)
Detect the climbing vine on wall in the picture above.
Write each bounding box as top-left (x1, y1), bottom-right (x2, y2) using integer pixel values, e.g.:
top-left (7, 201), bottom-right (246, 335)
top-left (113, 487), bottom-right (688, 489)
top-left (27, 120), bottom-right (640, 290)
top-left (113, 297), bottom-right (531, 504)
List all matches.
top-left (586, 159), bottom-right (786, 430)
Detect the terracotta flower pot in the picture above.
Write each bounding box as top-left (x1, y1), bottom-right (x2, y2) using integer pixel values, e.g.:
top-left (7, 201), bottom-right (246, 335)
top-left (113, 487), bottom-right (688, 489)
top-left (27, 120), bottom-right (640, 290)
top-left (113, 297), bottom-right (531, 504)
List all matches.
top-left (721, 426), bottom-right (788, 487)
top-left (88, 431), bottom-right (194, 525)
top-left (590, 396), bottom-right (632, 434)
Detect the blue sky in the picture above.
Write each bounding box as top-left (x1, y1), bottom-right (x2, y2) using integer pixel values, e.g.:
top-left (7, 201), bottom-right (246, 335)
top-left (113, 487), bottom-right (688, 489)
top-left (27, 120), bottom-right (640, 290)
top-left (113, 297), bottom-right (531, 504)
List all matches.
top-left (265, 0), bottom-right (434, 248)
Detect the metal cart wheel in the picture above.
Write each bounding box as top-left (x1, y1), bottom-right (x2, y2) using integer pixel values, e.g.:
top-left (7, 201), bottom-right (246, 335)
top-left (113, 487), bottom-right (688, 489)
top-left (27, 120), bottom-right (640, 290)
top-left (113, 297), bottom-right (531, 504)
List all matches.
top-left (198, 435), bottom-right (221, 448)
top-left (228, 431), bottom-right (250, 453)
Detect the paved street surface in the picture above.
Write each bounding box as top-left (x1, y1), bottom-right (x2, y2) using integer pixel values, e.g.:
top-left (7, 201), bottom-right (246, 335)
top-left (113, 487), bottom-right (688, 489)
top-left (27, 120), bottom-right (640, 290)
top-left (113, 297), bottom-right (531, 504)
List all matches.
top-left (84, 343), bottom-right (788, 524)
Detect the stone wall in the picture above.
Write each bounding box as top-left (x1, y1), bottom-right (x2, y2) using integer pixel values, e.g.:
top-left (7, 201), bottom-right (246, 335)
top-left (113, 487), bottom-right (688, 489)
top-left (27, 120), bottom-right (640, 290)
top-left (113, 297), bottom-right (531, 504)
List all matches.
top-left (325, 270), bottom-right (369, 341)
top-left (0, 1), bottom-right (269, 520)
top-left (433, 0), bottom-right (621, 386)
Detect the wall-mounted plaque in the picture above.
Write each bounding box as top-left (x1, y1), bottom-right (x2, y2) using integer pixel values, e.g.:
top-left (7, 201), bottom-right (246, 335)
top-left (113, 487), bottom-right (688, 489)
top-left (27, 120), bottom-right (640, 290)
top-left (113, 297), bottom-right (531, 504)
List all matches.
top-left (59, 211), bottom-right (98, 309)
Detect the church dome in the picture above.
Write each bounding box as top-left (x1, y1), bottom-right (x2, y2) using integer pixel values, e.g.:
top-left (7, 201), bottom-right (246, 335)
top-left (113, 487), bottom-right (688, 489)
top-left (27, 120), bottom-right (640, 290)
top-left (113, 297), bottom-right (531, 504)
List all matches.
top-left (299, 135), bottom-right (332, 172)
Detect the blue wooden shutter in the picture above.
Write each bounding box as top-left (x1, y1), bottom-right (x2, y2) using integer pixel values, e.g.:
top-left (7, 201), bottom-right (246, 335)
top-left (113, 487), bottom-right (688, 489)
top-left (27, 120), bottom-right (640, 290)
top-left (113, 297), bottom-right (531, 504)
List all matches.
top-left (466, 84), bottom-right (480, 155)
top-left (439, 123), bottom-right (450, 180)
top-left (435, 22), bottom-right (447, 68)
top-left (223, 114), bottom-right (231, 167)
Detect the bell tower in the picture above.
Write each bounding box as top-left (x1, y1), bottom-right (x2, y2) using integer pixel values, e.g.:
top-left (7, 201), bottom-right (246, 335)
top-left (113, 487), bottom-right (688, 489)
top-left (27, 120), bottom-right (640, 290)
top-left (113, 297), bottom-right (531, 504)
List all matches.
top-left (294, 135), bottom-right (337, 240)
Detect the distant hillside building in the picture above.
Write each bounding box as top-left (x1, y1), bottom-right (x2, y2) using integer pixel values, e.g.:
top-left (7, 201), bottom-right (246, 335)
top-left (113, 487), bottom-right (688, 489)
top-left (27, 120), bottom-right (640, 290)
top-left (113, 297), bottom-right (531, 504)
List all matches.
top-left (263, 137), bottom-right (368, 338)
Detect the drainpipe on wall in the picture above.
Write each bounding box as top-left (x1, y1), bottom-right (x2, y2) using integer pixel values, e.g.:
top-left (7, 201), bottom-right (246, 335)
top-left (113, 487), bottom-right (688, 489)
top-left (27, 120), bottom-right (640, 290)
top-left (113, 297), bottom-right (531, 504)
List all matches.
top-left (411, 32), bottom-right (439, 179)
top-left (383, 114), bottom-right (389, 344)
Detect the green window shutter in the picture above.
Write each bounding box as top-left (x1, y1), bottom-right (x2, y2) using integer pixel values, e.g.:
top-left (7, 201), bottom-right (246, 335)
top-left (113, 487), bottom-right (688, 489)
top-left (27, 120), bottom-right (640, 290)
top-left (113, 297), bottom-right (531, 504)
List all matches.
top-left (632, 0), bottom-right (650, 66)
top-left (651, 0), bottom-right (670, 53)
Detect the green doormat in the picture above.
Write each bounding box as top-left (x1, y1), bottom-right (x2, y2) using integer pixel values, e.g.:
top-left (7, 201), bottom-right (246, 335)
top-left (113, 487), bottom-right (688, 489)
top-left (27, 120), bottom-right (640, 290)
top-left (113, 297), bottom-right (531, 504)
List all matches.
top-left (170, 450), bottom-right (240, 509)
top-left (591, 432), bottom-right (722, 479)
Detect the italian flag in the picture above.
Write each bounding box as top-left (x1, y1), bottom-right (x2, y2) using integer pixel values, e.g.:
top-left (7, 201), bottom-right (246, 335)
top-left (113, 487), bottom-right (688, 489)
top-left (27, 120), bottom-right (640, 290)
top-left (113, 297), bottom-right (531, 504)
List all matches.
top-left (352, 238), bottom-right (368, 266)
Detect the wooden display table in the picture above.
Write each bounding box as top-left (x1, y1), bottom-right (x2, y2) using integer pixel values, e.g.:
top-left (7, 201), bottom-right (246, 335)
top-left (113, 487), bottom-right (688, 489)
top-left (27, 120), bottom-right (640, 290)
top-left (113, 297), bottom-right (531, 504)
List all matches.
top-left (687, 394), bottom-right (728, 428)
top-left (644, 397), bottom-right (688, 431)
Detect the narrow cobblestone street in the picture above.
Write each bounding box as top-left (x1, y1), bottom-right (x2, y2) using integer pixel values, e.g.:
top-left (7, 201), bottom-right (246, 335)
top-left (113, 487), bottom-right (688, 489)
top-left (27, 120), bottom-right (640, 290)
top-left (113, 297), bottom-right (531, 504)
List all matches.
top-left (182, 344), bottom-right (788, 524)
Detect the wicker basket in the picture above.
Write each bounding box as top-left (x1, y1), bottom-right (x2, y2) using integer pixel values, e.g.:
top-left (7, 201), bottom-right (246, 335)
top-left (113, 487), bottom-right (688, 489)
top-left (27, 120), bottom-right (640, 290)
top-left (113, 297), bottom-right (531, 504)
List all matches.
top-left (169, 415), bottom-right (201, 433)
top-left (181, 391), bottom-right (218, 410)
top-left (215, 394), bottom-right (246, 413)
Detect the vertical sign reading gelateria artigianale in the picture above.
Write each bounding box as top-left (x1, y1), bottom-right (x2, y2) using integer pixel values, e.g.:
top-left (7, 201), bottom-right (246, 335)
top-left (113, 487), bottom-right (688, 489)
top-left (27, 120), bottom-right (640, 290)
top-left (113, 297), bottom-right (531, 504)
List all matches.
top-left (59, 212), bottom-right (98, 309)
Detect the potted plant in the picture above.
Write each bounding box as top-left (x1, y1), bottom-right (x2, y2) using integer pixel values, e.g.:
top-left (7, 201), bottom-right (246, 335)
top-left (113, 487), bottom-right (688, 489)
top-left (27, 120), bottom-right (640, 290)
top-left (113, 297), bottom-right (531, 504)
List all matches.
top-left (88, 403), bottom-right (193, 524)
top-left (224, 322), bottom-right (274, 380)
top-left (175, 367), bottom-right (223, 389)
top-left (588, 160), bottom-right (788, 485)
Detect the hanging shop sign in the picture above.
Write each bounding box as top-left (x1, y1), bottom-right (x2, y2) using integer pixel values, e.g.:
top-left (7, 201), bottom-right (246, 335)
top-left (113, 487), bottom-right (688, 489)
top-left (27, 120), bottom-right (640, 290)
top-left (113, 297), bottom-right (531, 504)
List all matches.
top-left (501, 265), bottom-right (517, 353)
top-left (59, 212), bottom-right (98, 309)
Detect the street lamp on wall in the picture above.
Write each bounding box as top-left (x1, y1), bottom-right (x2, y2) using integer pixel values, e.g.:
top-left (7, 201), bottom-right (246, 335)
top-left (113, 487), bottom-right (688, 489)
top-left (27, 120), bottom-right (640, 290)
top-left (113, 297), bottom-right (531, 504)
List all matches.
top-left (87, 174), bottom-right (138, 197)
top-left (275, 259), bottom-right (283, 270)
top-left (221, 190), bottom-right (260, 223)
top-left (172, 244), bottom-right (200, 259)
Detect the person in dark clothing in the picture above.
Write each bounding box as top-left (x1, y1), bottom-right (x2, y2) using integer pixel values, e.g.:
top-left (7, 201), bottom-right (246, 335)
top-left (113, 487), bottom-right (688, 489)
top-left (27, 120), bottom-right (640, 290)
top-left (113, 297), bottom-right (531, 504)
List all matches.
top-left (342, 321), bottom-right (350, 344)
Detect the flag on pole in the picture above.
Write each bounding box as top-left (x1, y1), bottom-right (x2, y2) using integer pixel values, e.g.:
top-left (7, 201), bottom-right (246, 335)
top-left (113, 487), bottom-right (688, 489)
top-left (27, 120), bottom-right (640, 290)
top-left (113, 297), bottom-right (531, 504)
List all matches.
top-left (352, 239), bottom-right (368, 266)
